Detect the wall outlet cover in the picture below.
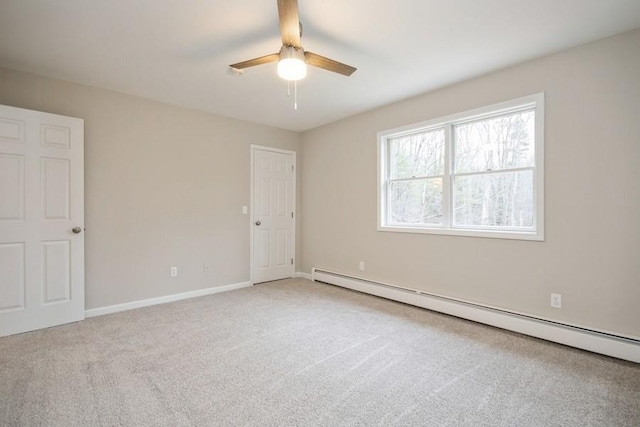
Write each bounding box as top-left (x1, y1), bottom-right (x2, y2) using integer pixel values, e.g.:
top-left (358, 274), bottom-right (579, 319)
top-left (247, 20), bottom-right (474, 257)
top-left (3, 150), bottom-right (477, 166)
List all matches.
top-left (551, 293), bottom-right (562, 308)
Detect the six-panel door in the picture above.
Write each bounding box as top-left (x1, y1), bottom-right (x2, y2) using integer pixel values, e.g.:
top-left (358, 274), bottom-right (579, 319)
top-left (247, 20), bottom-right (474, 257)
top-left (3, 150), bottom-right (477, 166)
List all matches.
top-left (0, 104), bottom-right (84, 337)
top-left (252, 148), bottom-right (295, 284)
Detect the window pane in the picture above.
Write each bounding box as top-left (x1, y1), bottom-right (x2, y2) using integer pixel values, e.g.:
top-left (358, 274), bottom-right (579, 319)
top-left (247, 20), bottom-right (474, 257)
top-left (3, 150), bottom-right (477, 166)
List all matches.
top-left (389, 178), bottom-right (442, 225)
top-left (454, 110), bottom-right (534, 173)
top-left (454, 171), bottom-right (533, 228)
top-left (390, 128), bottom-right (444, 179)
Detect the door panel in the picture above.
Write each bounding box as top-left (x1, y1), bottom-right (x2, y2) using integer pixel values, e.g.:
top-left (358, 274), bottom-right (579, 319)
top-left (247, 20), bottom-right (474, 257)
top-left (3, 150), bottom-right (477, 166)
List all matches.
top-left (276, 228), bottom-right (287, 266)
top-left (0, 104), bottom-right (84, 337)
top-left (252, 147), bottom-right (295, 284)
top-left (0, 154), bottom-right (25, 220)
top-left (0, 243), bottom-right (25, 311)
top-left (259, 229), bottom-right (270, 268)
top-left (0, 117), bottom-right (24, 143)
top-left (41, 157), bottom-right (70, 220)
top-left (41, 124), bottom-right (71, 149)
top-left (42, 240), bottom-right (71, 304)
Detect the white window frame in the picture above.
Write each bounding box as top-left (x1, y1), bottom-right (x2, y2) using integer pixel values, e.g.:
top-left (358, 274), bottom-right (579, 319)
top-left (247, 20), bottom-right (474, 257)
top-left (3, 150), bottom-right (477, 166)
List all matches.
top-left (378, 93), bottom-right (544, 241)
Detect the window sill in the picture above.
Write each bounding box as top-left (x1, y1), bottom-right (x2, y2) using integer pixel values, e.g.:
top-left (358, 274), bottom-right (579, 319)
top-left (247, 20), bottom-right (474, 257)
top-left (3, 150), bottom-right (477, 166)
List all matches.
top-left (378, 225), bottom-right (544, 241)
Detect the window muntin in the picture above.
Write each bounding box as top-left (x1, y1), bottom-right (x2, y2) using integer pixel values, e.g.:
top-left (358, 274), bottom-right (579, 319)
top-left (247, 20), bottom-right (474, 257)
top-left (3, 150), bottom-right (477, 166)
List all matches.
top-left (378, 94), bottom-right (544, 240)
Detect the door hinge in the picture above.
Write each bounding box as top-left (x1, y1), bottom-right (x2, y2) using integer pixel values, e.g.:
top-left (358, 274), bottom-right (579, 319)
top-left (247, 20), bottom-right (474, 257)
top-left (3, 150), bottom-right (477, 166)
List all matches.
top-left (291, 211), bottom-right (294, 219)
top-left (292, 165), bottom-right (294, 173)
top-left (291, 258), bottom-right (294, 265)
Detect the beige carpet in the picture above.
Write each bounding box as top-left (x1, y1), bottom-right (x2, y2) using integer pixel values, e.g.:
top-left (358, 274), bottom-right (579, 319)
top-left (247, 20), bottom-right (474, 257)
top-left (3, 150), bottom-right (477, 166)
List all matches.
top-left (1, 278), bottom-right (639, 426)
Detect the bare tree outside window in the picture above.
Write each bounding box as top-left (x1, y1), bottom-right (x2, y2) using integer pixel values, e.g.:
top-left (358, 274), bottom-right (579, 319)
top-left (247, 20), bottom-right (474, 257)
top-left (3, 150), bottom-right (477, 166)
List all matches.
top-left (453, 110), bottom-right (535, 228)
top-left (388, 129), bottom-right (444, 225)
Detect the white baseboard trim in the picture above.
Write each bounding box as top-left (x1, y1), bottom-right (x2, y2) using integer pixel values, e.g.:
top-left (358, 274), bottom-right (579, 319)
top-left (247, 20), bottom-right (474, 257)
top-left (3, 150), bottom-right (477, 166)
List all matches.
top-left (85, 281), bottom-right (253, 318)
top-left (295, 271), bottom-right (312, 280)
top-left (312, 268), bottom-right (640, 363)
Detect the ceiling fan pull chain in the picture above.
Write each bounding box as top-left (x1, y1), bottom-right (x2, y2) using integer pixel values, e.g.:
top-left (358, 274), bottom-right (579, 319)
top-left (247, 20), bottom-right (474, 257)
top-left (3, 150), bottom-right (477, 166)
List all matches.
top-left (294, 80), bottom-right (298, 110)
top-left (287, 80), bottom-right (291, 98)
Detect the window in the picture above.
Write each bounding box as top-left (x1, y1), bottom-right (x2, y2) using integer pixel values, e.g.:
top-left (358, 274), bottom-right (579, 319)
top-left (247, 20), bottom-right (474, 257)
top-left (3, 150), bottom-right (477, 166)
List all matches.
top-left (378, 93), bottom-right (544, 240)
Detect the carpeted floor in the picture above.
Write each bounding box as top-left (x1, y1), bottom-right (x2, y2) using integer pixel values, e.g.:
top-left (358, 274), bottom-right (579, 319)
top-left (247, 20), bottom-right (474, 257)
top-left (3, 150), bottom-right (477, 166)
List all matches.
top-left (1, 278), bottom-right (639, 426)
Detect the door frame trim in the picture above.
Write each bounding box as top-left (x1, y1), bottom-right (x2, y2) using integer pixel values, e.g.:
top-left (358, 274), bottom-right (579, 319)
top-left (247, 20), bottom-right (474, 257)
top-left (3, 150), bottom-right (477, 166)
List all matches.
top-left (249, 145), bottom-right (296, 285)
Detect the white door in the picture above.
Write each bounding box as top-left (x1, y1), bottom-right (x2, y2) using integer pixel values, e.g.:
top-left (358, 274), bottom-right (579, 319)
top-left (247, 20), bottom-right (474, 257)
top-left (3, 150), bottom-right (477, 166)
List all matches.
top-left (251, 146), bottom-right (295, 284)
top-left (0, 104), bottom-right (84, 337)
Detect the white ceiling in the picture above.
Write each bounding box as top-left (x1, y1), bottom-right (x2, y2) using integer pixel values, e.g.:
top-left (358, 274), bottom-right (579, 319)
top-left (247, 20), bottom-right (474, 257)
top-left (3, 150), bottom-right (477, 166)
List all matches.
top-left (1, 1), bottom-right (640, 132)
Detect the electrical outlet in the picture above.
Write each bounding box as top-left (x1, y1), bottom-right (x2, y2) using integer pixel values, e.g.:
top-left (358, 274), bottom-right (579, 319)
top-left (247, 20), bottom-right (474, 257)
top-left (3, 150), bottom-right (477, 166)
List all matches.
top-left (203, 264), bottom-right (210, 273)
top-left (550, 293), bottom-right (562, 308)
top-left (170, 266), bottom-right (178, 277)
top-left (359, 261), bottom-right (365, 271)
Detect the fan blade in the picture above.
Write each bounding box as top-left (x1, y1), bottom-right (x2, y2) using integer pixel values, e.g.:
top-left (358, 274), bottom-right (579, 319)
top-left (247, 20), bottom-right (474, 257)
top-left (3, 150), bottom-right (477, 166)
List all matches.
top-left (277, 0), bottom-right (301, 48)
top-left (304, 51), bottom-right (357, 76)
top-left (230, 53), bottom-right (280, 70)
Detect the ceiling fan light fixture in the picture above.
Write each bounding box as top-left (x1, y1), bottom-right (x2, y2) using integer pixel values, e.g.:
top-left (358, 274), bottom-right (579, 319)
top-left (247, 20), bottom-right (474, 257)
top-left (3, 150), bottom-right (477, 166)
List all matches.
top-left (278, 46), bottom-right (307, 81)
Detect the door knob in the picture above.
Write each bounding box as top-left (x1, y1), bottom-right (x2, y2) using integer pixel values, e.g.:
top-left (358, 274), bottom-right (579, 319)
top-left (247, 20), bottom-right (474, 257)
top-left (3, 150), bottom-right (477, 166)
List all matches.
top-left (255, 221), bottom-right (261, 226)
top-left (72, 227), bottom-right (82, 234)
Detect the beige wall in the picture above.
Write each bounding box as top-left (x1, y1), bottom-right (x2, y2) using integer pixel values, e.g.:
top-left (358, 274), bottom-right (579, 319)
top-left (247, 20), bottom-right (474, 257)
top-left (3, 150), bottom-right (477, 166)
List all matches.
top-left (0, 68), bottom-right (301, 309)
top-left (300, 29), bottom-right (640, 338)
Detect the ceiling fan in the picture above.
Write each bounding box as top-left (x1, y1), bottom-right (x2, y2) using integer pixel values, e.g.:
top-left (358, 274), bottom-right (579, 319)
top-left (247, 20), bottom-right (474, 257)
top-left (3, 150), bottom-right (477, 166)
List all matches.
top-left (229, 0), bottom-right (357, 81)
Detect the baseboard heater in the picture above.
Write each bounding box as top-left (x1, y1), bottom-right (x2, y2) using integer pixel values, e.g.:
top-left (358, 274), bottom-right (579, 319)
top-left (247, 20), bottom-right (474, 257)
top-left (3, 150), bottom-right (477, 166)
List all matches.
top-left (311, 268), bottom-right (640, 363)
